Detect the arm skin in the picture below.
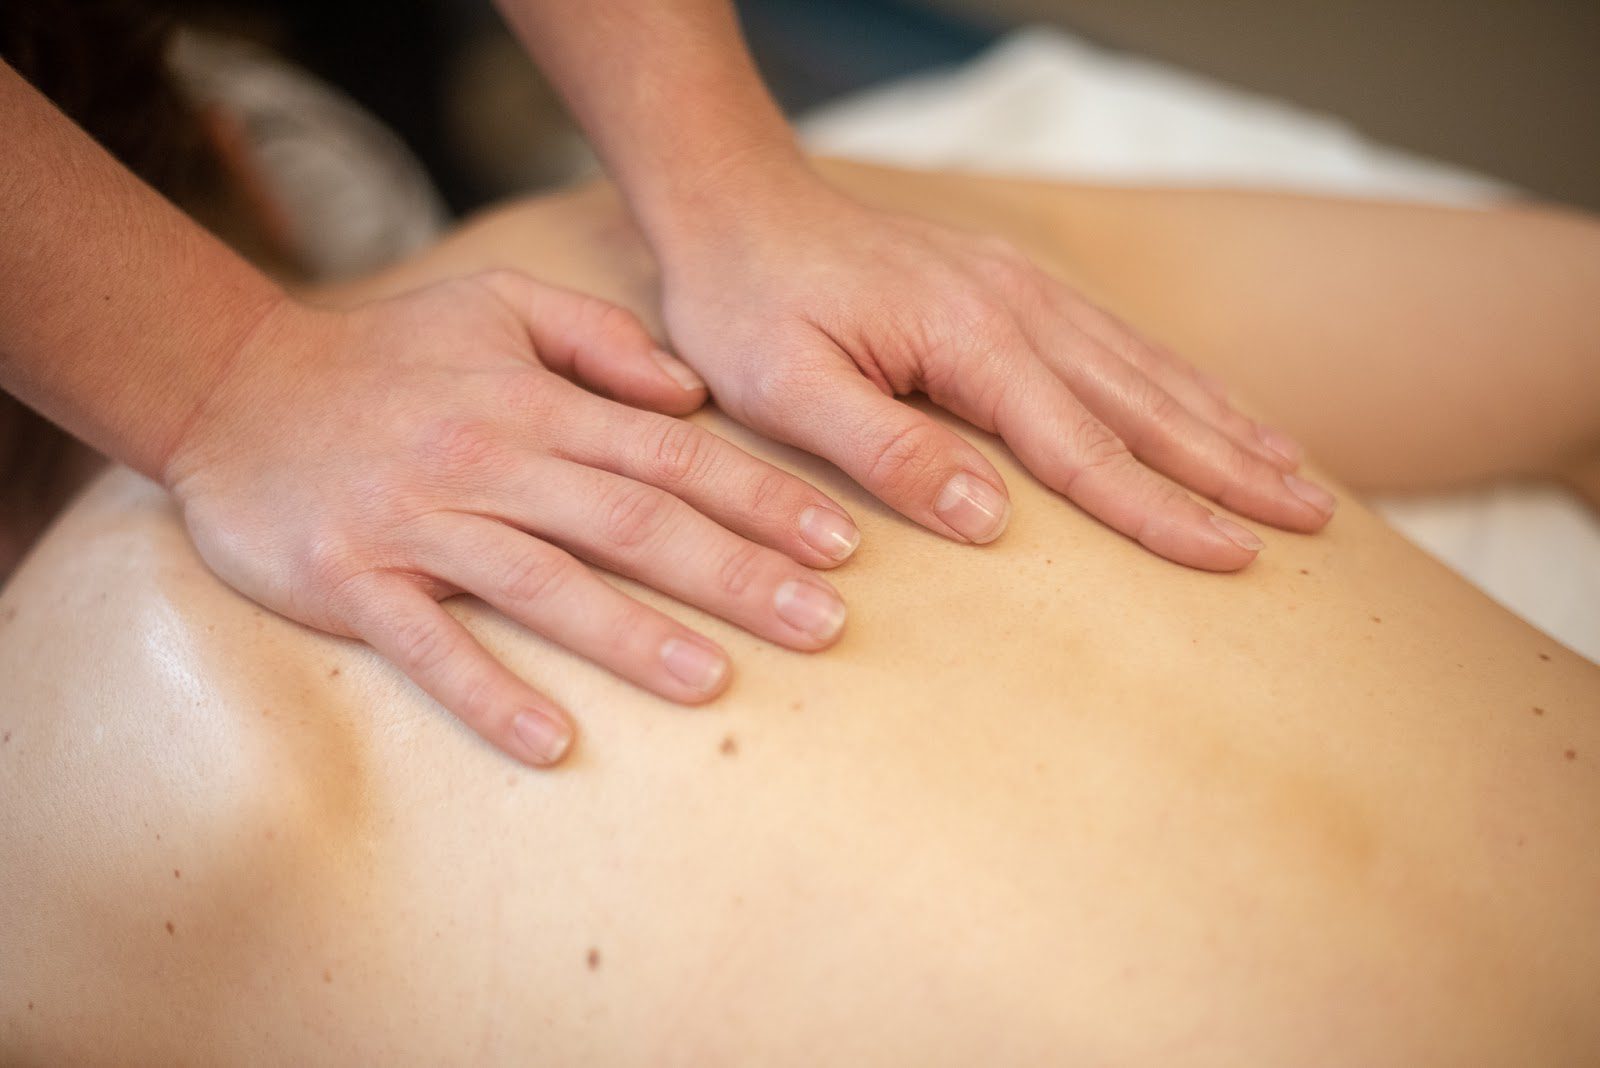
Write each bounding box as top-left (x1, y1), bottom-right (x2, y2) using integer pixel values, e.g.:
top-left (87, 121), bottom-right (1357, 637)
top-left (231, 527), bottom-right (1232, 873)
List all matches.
top-left (0, 60), bottom-right (871, 768)
top-left (0, 60), bottom-right (282, 480)
top-left (496, 0), bottom-right (1339, 572)
top-left (492, 0), bottom-right (802, 245)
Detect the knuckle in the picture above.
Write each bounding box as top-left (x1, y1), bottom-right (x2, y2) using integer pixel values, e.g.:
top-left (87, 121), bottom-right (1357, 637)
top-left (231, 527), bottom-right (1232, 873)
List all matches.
top-left (601, 484), bottom-right (674, 550)
top-left (453, 672), bottom-right (502, 731)
top-left (1098, 328), bottom-right (1148, 369)
top-left (747, 468), bottom-right (793, 518)
top-left (1219, 406), bottom-right (1255, 436)
top-left (390, 611), bottom-right (457, 677)
top-left (1060, 419), bottom-right (1132, 492)
top-left (501, 371), bottom-right (557, 423)
top-left (1230, 437), bottom-right (1286, 488)
top-left (469, 269), bottom-right (531, 317)
top-left (499, 546), bottom-right (572, 605)
top-left (974, 312), bottom-right (1025, 358)
top-left (646, 418), bottom-right (712, 484)
top-left (590, 300), bottom-right (646, 345)
top-left (417, 418), bottom-right (501, 477)
top-left (600, 602), bottom-right (655, 659)
top-left (1223, 446), bottom-right (1268, 490)
top-left (1116, 384), bottom-right (1185, 457)
top-left (1143, 385), bottom-right (1188, 435)
top-left (976, 244), bottom-right (1030, 286)
top-left (943, 289), bottom-right (1004, 337)
top-left (477, 267), bottom-right (526, 292)
top-left (302, 533), bottom-right (363, 595)
top-left (714, 541), bottom-right (768, 599)
top-left (740, 360), bottom-right (802, 411)
top-left (864, 418), bottom-right (947, 494)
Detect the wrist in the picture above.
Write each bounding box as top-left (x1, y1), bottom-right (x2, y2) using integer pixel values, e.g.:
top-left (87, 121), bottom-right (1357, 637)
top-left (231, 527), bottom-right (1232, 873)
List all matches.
top-left (157, 289), bottom-right (314, 494)
top-left (632, 139), bottom-right (820, 256)
top-left (643, 152), bottom-right (863, 276)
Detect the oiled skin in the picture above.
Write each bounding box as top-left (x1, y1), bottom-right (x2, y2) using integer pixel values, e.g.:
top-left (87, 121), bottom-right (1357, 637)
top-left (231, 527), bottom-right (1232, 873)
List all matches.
top-left (2, 165), bottom-right (1597, 1065)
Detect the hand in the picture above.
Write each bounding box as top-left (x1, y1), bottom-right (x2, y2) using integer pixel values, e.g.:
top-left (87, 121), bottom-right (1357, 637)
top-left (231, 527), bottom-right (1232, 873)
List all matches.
top-left (163, 271), bottom-right (860, 767)
top-left (656, 172), bottom-right (1336, 571)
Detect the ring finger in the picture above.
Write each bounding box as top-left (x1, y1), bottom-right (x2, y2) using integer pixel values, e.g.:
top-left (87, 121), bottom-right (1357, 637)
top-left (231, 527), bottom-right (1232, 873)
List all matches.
top-left (490, 455), bottom-right (849, 651)
top-left (415, 512), bottom-right (733, 702)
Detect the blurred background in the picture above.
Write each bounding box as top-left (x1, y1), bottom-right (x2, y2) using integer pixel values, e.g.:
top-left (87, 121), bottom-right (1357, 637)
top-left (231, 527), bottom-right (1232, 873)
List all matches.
top-left (181, 0), bottom-right (1599, 215)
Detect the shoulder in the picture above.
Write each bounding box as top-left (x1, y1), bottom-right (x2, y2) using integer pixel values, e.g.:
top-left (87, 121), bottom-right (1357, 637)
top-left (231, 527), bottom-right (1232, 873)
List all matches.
top-left (0, 467), bottom-right (390, 1061)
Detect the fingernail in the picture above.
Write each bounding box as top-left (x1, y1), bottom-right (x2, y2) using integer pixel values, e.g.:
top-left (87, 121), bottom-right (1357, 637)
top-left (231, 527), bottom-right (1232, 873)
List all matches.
top-left (1284, 473), bottom-right (1337, 515)
top-left (512, 710), bottom-right (572, 766)
top-left (774, 580), bottom-right (846, 643)
top-left (661, 637), bottom-right (728, 694)
top-left (649, 347), bottom-right (705, 392)
top-left (1255, 423), bottom-right (1303, 466)
top-left (1209, 513), bottom-right (1264, 552)
top-left (798, 506), bottom-right (860, 562)
top-left (934, 472), bottom-right (1011, 544)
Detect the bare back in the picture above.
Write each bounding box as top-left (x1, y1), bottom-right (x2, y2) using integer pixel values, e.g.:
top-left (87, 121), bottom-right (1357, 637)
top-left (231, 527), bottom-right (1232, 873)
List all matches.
top-left (3, 165), bottom-right (1597, 1065)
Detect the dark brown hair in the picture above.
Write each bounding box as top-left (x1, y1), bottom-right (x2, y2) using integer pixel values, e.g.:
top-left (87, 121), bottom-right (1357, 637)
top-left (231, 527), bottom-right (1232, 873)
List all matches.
top-left (1, 0), bottom-right (212, 200)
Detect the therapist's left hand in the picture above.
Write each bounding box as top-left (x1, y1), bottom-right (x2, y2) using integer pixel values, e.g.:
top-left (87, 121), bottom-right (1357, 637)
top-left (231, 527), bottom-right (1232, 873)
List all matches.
top-left (655, 167), bottom-right (1337, 572)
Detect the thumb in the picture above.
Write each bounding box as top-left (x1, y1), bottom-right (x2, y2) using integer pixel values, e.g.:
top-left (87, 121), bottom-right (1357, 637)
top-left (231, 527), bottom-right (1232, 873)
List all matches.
top-left (478, 269), bottom-right (707, 415)
top-left (744, 354), bottom-right (1012, 544)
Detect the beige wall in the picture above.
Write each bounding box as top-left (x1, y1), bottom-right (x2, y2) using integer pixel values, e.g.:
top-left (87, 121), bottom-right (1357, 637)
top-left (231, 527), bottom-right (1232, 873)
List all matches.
top-left (931, 0), bottom-right (1600, 210)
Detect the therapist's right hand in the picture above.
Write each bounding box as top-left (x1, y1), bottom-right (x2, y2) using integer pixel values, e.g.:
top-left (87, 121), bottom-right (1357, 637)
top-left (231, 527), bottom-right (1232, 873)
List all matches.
top-left (161, 270), bottom-right (859, 767)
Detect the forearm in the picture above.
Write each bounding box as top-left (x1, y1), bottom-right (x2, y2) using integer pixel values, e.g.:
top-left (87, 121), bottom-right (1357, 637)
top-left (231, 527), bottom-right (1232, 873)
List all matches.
top-left (495, 0), bottom-right (810, 248)
top-left (0, 60), bottom-right (284, 481)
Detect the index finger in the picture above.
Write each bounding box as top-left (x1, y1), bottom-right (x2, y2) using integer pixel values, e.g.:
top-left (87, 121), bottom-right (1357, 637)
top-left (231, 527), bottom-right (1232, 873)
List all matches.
top-left (735, 355), bottom-right (1013, 545)
top-left (339, 574), bottom-right (576, 768)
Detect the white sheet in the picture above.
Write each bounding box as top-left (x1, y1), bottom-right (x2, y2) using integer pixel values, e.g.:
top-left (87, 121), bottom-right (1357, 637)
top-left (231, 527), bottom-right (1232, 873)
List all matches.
top-left (798, 27), bottom-right (1599, 662)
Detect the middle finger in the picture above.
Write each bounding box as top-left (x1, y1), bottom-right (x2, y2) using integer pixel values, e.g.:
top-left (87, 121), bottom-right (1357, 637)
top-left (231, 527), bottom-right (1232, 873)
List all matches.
top-left (489, 454), bottom-right (849, 651)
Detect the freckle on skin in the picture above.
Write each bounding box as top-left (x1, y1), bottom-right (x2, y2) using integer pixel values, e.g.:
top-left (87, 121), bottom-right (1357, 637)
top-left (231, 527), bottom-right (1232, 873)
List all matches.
top-left (173, 869), bottom-right (180, 879)
top-left (1566, 750), bottom-right (1578, 762)
top-left (720, 734), bottom-right (738, 756)
top-left (1298, 568), bottom-right (1310, 575)
top-left (790, 701), bottom-right (802, 713)
top-left (1371, 616), bottom-right (1382, 624)
top-left (328, 667), bottom-right (341, 678)
top-left (323, 969), bottom-right (333, 984)
top-left (3, 731), bottom-right (10, 745)
top-left (1539, 653), bottom-right (1551, 661)
top-left (165, 921), bottom-right (175, 935)
top-left (1532, 707), bottom-right (1544, 716)
top-left (586, 948), bottom-right (600, 971)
